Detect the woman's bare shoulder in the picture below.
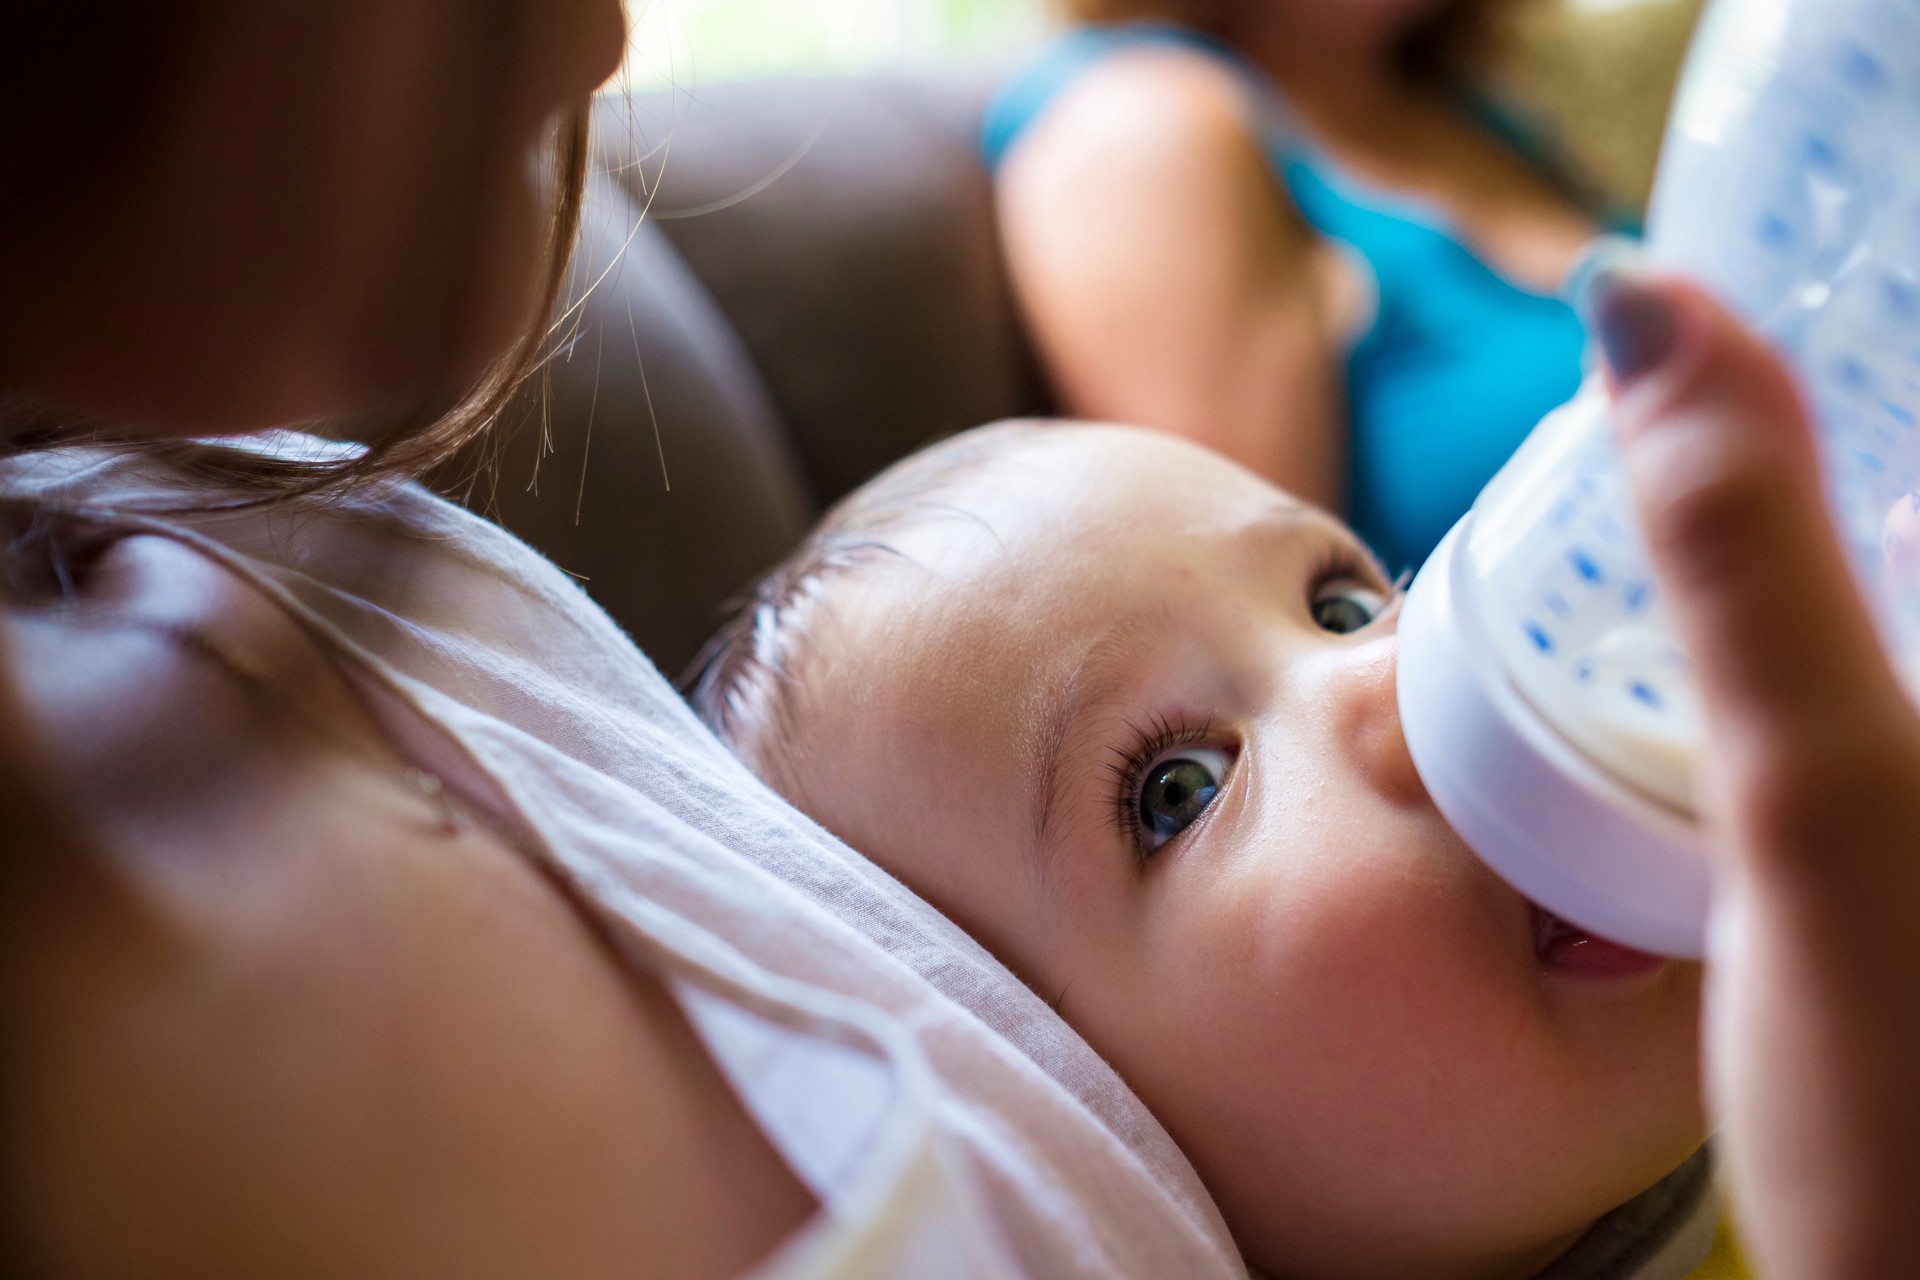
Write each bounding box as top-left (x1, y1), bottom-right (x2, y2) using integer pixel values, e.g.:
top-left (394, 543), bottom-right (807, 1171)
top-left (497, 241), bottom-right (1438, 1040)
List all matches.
top-left (997, 45), bottom-right (1275, 207)
top-left (2, 532), bottom-right (813, 1280)
top-left (993, 42), bottom-right (1311, 293)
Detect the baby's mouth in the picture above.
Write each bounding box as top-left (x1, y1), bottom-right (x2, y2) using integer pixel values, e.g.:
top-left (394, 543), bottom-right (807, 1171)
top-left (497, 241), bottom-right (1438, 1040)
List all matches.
top-left (1532, 905), bottom-right (1668, 978)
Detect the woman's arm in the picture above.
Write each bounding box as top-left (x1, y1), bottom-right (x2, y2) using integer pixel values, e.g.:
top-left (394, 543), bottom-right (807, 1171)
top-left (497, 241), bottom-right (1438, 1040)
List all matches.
top-left (995, 51), bottom-right (1351, 511)
top-left (1597, 272), bottom-right (1920, 1278)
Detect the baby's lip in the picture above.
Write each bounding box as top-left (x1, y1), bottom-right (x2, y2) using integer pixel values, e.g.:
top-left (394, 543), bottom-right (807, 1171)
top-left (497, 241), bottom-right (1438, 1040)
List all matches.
top-left (1531, 904), bottom-right (1669, 978)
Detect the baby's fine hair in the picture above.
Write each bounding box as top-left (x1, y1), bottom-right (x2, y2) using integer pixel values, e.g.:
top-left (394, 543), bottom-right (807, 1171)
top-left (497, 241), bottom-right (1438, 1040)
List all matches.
top-left (687, 420), bottom-right (1042, 774)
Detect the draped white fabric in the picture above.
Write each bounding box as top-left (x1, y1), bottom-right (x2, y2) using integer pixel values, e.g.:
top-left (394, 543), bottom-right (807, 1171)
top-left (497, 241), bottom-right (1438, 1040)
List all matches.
top-left (4, 439), bottom-right (1245, 1280)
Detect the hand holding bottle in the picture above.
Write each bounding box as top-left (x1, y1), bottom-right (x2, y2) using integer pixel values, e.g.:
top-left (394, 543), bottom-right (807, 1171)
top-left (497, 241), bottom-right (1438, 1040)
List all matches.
top-left (1596, 268), bottom-right (1920, 1279)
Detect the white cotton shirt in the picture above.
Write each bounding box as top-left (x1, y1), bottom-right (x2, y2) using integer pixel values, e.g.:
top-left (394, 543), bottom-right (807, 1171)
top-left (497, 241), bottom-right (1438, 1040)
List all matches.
top-left (2, 437), bottom-right (1247, 1280)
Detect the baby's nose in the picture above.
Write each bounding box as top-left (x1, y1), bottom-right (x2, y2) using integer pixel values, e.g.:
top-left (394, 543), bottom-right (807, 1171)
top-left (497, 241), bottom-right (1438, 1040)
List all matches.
top-left (1334, 638), bottom-right (1428, 810)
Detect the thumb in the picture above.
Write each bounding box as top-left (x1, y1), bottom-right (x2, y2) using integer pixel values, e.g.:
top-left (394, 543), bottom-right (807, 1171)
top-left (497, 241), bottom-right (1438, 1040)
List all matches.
top-left (1590, 269), bottom-right (1918, 849)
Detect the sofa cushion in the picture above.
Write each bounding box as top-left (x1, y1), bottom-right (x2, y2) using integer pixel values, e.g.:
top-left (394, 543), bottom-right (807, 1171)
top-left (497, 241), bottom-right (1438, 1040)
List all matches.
top-left (603, 77), bottom-right (1049, 507)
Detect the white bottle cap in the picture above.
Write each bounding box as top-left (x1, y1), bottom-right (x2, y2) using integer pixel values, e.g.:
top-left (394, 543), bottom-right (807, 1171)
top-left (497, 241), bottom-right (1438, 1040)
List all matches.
top-left (1396, 517), bottom-right (1714, 958)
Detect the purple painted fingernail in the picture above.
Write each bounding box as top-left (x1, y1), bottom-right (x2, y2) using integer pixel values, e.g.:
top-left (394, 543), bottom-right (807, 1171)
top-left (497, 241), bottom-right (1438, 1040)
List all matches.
top-left (1580, 265), bottom-right (1678, 386)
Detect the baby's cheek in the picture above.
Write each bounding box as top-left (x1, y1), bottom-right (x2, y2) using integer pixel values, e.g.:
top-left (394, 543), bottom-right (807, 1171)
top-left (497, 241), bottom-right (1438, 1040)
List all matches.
top-left (1102, 862), bottom-right (1535, 1250)
top-left (1169, 846), bottom-right (1535, 1113)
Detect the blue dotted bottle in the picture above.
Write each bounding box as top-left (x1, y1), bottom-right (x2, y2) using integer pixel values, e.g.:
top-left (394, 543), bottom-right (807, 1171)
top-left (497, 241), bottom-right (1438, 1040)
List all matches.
top-left (1397, 0), bottom-right (1920, 957)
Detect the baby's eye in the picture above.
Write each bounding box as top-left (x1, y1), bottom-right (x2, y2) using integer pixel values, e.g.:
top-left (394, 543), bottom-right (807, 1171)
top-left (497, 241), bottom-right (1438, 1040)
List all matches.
top-left (1311, 579), bottom-right (1388, 635)
top-left (1137, 746), bottom-right (1232, 851)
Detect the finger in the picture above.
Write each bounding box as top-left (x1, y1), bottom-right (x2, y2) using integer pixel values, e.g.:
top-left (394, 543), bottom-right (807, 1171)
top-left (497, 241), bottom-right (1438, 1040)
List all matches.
top-left (1589, 270), bottom-right (1902, 740)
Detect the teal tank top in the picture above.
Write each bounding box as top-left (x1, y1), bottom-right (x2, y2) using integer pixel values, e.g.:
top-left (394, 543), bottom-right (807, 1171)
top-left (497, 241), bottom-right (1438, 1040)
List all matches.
top-left (983, 24), bottom-right (1616, 571)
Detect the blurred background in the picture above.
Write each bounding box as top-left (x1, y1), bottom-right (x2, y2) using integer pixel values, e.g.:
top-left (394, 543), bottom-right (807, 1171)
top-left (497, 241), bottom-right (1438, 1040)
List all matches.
top-left (612, 0), bottom-right (1699, 210)
top-left (490, 0), bottom-right (1706, 676)
top-left (621, 0), bottom-right (1050, 89)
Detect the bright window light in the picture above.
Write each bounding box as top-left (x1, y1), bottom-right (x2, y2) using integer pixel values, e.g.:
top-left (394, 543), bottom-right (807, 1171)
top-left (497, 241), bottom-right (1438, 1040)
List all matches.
top-left (617, 0), bottom-right (1049, 90)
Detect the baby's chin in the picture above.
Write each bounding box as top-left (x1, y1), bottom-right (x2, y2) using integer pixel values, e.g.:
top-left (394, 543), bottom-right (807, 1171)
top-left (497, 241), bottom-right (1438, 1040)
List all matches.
top-left (1205, 1047), bottom-right (1704, 1280)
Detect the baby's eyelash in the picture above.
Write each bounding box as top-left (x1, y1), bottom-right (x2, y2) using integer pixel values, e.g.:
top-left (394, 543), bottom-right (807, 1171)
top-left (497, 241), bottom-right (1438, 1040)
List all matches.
top-left (1102, 712), bottom-right (1217, 857)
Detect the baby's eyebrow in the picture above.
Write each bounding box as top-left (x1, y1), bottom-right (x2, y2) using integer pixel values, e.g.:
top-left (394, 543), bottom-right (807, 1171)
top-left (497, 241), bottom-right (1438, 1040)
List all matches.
top-left (1023, 607), bottom-right (1174, 872)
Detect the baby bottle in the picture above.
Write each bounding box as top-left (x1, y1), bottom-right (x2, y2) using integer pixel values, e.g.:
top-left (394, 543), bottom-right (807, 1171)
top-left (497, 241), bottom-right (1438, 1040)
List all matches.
top-left (1397, 0), bottom-right (1920, 957)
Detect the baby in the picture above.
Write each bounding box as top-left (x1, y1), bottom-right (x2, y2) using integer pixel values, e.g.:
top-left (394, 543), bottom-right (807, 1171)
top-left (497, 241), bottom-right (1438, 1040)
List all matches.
top-left (692, 421), bottom-right (1710, 1280)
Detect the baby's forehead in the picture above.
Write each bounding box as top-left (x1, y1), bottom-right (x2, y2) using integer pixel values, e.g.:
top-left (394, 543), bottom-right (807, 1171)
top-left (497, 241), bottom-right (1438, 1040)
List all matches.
top-left (829, 506), bottom-right (1283, 705)
top-left (886, 427), bottom-right (1297, 552)
top-left (789, 423), bottom-right (1326, 718)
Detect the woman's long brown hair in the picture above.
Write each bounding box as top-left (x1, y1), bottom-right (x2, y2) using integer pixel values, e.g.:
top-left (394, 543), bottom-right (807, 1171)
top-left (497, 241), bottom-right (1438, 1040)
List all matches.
top-left (0, 109), bottom-right (592, 505)
top-left (0, 0), bottom-right (599, 505)
top-left (135, 106), bottom-right (595, 504)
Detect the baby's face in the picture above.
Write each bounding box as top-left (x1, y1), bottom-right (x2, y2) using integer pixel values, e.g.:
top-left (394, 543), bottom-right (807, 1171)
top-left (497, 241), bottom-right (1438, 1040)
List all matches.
top-left (774, 426), bottom-right (1704, 1279)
